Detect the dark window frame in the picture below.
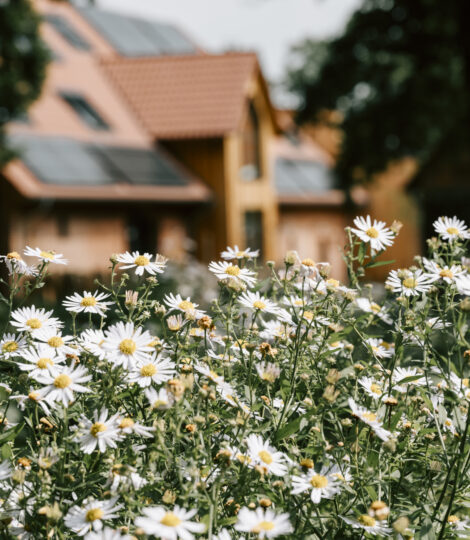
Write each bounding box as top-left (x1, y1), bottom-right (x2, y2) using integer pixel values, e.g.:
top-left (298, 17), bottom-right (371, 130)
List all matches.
top-left (244, 210), bottom-right (264, 259)
top-left (240, 101), bottom-right (262, 181)
top-left (45, 14), bottom-right (91, 51)
top-left (60, 92), bottom-right (111, 131)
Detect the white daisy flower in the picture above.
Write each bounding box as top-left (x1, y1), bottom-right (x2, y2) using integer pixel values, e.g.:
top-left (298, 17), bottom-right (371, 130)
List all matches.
top-left (392, 367), bottom-right (425, 393)
top-left (433, 216), bottom-right (470, 241)
top-left (10, 306), bottom-right (62, 334)
top-left (239, 291), bottom-right (280, 315)
top-left (80, 329), bottom-right (108, 360)
top-left (163, 293), bottom-right (205, 319)
top-left (145, 387), bottom-right (172, 410)
top-left (127, 353), bottom-right (175, 387)
top-left (10, 388), bottom-right (55, 415)
top-left (116, 251), bottom-right (166, 276)
top-left (365, 338), bottom-right (394, 358)
top-left (341, 515), bottom-right (392, 536)
top-left (355, 298), bottom-right (392, 324)
top-left (16, 346), bottom-right (66, 380)
top-left (213, 529), bottom-right (242, 540)
top-left (348, 398), bottom-right (392, 442)
top-left (456, 274), bottom-right (470, 296)
top-left (385, 269), bottom-right (437, 296)
top-left (75, 408), bottom-right (122, 454)
top-left (209, 261), bottom-right (256, 286)
top-left (33, 327), bottom-right (76, 356)
top-left (0, 251), bottom-right (37, 276)
top-left (84, 527), bottom-right (132, 540)
top-left (446, 515), bottom-right (470, 534)
top-left (291, 465), bottom-right (342, 503)
top-left (256, 362), bottom-right (281, 383)
top-left (221, 245), bottom-right (259, 260)
top-left (259, 320), bottom-right (292, 341)
top-left (63, 291), bottom-right (113, 317)
top-left (426, 317), bottom-right (452, 330)
top-left (245, 434), bottom-right (288, 476)
top-left (108, 465), bottom-right (147, 494)
top-left (135, 505), bottom-right (205, 539)
top-left (194, 363), bottom-right (225, 385)
top-left (37, 364), bottom-right (91, 407)
top-left (0, 333), bottom-right (27, 358)
top-left (24, 246), bottom-right (67, 265)
top-left (358, 377), bottom-right (384, 399)
top-left (235, 507), bottom-right (293, 538)
top-left (422, 259), bottom-right (466, 284)
top-left (117, 417), bottom-right (155, 438)
top-left (0, 460), bottom-right (12, 481)
top-left (64, 497), bottom-right (122, 536)
top-left (103, 322), bottom-right (153, 370)
top-left (351, 215), bottom-right (395, 252)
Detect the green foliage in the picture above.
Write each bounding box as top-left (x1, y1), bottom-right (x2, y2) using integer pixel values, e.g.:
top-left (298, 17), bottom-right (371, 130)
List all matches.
top-left (0, 0), bottom-right (49, 166)
top-left (287, 0), bottom-right (470, 186)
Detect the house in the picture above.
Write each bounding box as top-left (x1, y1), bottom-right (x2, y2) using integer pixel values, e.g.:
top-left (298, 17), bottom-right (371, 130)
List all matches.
top-left (1, 0), bottom-right (349, 279)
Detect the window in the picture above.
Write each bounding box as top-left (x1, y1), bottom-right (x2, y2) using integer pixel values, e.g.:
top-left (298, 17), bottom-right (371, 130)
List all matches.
top-left (61, 93), bottom-right (110, 130)
top-left (128, 214), bottom-right (156, 254)
top-left (244, 211), bottom-right (263, 258)
top-left (45, 14), bottom-right (91, 51)
top-left (240, 102), bottom-right (262, 181)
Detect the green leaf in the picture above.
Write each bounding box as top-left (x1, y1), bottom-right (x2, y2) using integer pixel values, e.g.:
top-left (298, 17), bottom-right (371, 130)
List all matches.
top-left (0, 423), bottom-right (23, 446)
top-left (365, 259), bottom-right (395, 268)
top-left (276, 417), bottom-right (302, 441)
top-left (418, 518), bottom-right (436, 540)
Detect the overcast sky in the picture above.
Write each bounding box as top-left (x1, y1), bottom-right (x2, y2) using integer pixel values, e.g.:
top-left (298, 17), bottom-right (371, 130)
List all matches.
top-left (96, 0), bottom-right (361, 88)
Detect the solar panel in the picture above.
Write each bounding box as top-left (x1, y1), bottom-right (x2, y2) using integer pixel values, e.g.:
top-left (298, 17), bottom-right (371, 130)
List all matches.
top-left (10, 135), bottom-right (189, 188)
top-left (78, 8), bottom-right (196, 57)
top-left (275, 158), bottom-right (336, 196)
top-left (95, 146), bottom-right (188, 186)
top-left (10, 135), bottom-right (115, 185)
top-left (45, 14), bottom-right (91, 51)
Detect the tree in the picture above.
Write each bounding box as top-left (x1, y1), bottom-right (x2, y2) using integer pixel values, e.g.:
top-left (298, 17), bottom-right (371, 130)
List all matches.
top-left (287, 0), bottom-right (470, 187)
top-left (0, 0), bottom-right (49, 166)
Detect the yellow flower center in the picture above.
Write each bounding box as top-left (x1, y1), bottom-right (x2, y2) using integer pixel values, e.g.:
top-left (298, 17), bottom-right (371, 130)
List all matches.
top-left (358, 514), bottom-right (376, 527)
top-left (225, 265), bottom-right (240, 276)
top-left (370, 383), bottom-right (382, 395)
top-left (439, 269), bottom-right (453, 279)
top-left (178, 300), bottom-right (194, 311)
top-left (134, 255), bottom-right (150, 266)
top-left (236, 250), bottom-right (246, 257)
top-left (366, 227), bottom-right (379, 239)
top-left (81, 296), bottom-right (97, 307)
top-left (85, 508), bottom-right (104, 522)
top-left (362, 412), bottom-right (377, 422)
top-left (253, 300), bottom-right (267, 310)
top-left (462, 378), bottom-right (469, 387)
top-left (119, 338), bottom-right (136, 355)
top-left (28, 391), bottom-right (39, 401)
top-left (40, 250), bottom-right (55, 260)
top-left (160, 512), bottom-right (182, 527)
top-left (53, 374), bottom-right (72, 389)
top-left (448, 515), bottom-right (460, 524)
top-left (326, 279), bottom-right (339, 288)
top-left (140, 363), bottom-right (157, 377)
top-left (153, 399), bottom-right (167, 408)
top-left (303, 311), bottom-right (314, 321)
top-left (119, 418), bottom-right (134, 429)
top-left (310, 474), bottom-right (328, 488)
top-left (47, 336), bottom-right (64, 348)
top-left (7, 251), bottom-right (21, 260)
top-left (26, 318), bottom-right (42, 329)
top-left (252, 521), bottom-right (275, 532)
top-left (36, 357), bottom-right (53, 369)
top-left (403, 277), bottom-right (417, 289)
top-left (302, 258), bottom-right (315, 267)
top-left (2, 341), bottom-right (18, 353)
top-left (371, 303), bottom-right (381, 313)
top-left (258, 450), bottom-right (273, 465)
top-left (90, 422), bottom-right (107, 437)
top-left (446, 227), bottom-right (459, 236)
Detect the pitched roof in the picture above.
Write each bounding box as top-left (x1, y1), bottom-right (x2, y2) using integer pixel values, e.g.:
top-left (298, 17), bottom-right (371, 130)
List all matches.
top-left (102, 52), bottom-right (259, 139)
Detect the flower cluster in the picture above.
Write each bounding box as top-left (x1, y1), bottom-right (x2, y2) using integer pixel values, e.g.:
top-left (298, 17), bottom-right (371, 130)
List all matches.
top-left (0, 216), bottom-right (469, 538)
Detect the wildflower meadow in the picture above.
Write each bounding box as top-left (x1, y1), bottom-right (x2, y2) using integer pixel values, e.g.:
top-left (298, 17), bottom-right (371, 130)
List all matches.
top-left (1, 216), bottom-right (470, 539)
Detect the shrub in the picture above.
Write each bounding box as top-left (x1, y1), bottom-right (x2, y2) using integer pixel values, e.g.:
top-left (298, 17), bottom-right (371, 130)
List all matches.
top-left (0, 218), bottom-right (470, 539)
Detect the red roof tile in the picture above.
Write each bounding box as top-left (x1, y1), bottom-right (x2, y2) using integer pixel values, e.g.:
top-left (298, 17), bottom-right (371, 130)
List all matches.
top-left (102, 52), bottom-right (259, 139)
